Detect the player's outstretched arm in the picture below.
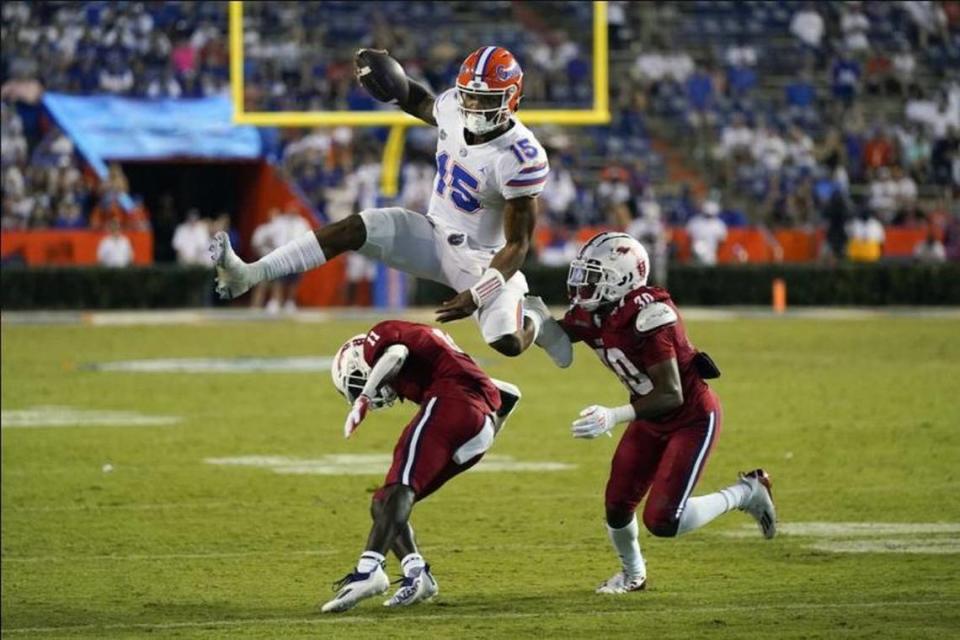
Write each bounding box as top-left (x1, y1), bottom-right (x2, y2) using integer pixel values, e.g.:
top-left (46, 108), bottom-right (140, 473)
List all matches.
top-left (571, 358), bottom-right (683, 439)
top-left (436, 196), bottom-right (537, 323)
top-left (354, 49), bottom-right (436, 126)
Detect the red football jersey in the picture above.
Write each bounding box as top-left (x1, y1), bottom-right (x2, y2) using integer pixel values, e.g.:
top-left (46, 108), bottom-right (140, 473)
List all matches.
top-left (560, 287), bottom-right (711, 428)
top-left (363, 320), bottom-right (501, 413)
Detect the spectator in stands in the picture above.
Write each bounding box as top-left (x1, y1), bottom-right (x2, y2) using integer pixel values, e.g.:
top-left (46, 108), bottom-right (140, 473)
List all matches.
top-left (831, 51), bottom-right (863, 109)
top-left (785, 70), bottom-right (817, 126)
top-left (400, 160), bottom-right (434, 214)
top-left (752, 123), bottom-right (788, 172)
top-left (343, 253), bottom-right (377, 307)
top-left (840, 3), bottom-right (871, 53)
top-left (97, 220), bottom-right (134, 268)
top-left (53, 198), bottom-right (85, 229)
top-left (930, 125), bottom-right (958, 189)
top-left (900, 0), bottom-right (949, 50)
top-left (913, 230), bottom-right (947, 263)
top-left (786, 174), bottom-right (817, 228)
top-left (863, 126), bottom-right (898, 170)
top-left (171, 209), bottom-right (211, 266)
top-left (99, 52), bottom-right (134, 94)
top-left (790, 4), bottom-right (825, 52)
top-left (716, 112), bottom-right (754, 185)
top-left (274, 206), bottom-right (312, 312)
top-left (542, 157), bottom-right (580, 228)
top-left (891, 41), bottom-right (917, 96)
top-left (596, 165), bottom-right (633, 228)
top-left (846, 208), bottom-right (885, 262)
top-left (627, 189), bottom-right (669, 284)
top-left (786, 125), bottom-right (816, 169)
top-left (896, 121), bottom-right (932, 182)
top-left (687, 200), bottom-right (727, 266)
top-left (685, 64), bottom-right (717, 133)
top-left (868, 167), bottom-right (899, 224)
top-left (890, 165), bottom-right (920, 224)
top-left (250, 207), bottom-right (282, 309)
top-left (821, 190), bottom-right (851, 264)
top-left (725, 36), bottom-right (757, 69)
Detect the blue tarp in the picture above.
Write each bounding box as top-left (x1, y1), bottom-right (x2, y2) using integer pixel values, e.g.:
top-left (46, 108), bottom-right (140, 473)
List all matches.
top-left (42, 93), bottom-right (262, 179)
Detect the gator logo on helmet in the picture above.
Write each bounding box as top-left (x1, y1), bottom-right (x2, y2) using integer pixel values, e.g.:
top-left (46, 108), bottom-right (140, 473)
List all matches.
top-left (496, 63), bottom-right (520, 81)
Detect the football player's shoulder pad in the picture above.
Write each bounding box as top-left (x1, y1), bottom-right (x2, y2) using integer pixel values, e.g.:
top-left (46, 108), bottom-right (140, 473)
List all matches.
top-left (634, 301), bottom-right (678, 334)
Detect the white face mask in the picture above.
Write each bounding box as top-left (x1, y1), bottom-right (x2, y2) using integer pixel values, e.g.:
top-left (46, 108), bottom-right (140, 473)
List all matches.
top-left (462, 111), bottom-right (501, 135)
top-left (457, 86), bottom-right (511, 135)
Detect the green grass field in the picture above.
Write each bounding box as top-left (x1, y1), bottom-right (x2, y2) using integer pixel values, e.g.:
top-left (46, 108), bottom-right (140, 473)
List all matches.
top-left (2, 312), bottom-right (959, 639)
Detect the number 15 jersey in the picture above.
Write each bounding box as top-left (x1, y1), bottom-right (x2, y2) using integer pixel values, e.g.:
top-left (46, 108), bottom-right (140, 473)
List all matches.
top-left (428, 88), bottom-right (550, 250)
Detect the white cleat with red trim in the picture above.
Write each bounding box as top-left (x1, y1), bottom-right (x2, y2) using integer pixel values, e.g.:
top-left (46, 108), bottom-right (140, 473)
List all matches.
top-left (739, 468), bottom-right (777, 539)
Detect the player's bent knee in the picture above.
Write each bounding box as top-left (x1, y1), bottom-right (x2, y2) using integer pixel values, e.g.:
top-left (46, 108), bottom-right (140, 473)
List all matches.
top-left (489, 334), bottom-right (523, 357)
top-left (643, 511), bottom-right (680, 538)
top-left (605, 504), bottom-right (636, 530)
top-left (320, 214), bottom-right (367, 254)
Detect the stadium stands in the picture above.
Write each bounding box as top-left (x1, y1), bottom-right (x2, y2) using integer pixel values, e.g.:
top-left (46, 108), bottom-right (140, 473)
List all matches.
top-left (2, 1), bottom-right (958, 264)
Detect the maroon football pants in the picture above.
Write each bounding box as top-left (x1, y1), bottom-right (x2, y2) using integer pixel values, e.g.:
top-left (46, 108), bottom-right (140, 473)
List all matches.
top-left (374, 395), bottom-right (493, 503)
top-left (604, 391), bottom-right (722, 537)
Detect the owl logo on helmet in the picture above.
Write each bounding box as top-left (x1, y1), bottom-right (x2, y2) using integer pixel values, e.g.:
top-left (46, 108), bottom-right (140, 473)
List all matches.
top-left (567, 232), bottom-right (650, 311)
top-left (331, 334), bottom-right (397, 407)
top-left (456, 46), bottom-right (524, 135)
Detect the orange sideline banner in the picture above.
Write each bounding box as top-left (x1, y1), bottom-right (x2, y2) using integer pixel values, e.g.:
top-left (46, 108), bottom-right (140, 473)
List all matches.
top-left (537, 226), bottom-right (926, 263)
top-left (1, 230), bottom-right (154, 266)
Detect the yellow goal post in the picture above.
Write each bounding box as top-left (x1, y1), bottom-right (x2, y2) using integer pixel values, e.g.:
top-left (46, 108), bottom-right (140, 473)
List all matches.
top-left (228, 0), bottom-right (609, 195)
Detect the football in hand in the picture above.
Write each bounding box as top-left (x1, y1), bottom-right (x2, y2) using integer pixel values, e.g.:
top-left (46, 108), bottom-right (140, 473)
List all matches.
top-left (355, 49), bottom-right (408, 104)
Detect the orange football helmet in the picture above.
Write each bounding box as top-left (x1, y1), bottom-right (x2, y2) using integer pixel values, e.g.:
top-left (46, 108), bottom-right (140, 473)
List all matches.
top-left (455, 46), bottom-right (524, 134)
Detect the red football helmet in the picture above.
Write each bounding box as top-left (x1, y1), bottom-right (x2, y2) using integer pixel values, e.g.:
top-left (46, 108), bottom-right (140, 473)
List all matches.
top-left (456, 46), bottom-right (524, 135)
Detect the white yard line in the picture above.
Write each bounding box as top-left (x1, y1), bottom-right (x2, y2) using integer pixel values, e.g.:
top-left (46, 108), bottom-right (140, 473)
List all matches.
top-left (2, 599), bottom-right (957, 635)
top-left (1, 549), bottom-right (338, 563)
top-left (0, 543), bottom-right (599, 564)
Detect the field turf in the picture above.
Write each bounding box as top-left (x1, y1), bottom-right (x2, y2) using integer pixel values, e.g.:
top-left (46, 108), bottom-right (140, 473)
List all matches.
top-left (2, 312), bottom-right (959, 639)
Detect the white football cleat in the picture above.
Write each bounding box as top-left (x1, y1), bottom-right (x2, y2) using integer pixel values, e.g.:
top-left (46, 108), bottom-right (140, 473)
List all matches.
top-left (320, 565), bottom-right (390, 613)
top-left (383, 564), bottom-right (439, 607)
top-left (596, 571), bottom-right (646, 594)
top-left (739, 468), bottom-right (777, 539)
top-left (525, 296), bottom-right (573, 368)
top-left (489, 378), bottom-right (522, 433)
top-left (210, 231), bottom-right (256, 299)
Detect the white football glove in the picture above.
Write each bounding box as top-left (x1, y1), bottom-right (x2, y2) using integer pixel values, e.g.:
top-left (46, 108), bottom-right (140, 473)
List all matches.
top-left (571, 405), bottom-right (617, 439)
top-left (343, 395), bottom-right (372, 439)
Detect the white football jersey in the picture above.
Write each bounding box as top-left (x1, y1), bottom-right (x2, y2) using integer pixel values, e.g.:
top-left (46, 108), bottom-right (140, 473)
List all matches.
top-left (427, 88), bottom-right (549, 249)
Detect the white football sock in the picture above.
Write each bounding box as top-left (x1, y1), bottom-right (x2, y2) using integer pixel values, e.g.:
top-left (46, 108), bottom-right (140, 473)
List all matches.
top-left (677, 481), bottom-right (750, 535)
top-left (522, 308), bottom-right (543, 341)
top-left (607, 516), bottom-right (646, 579)
top-left (253, 232), bottom-right (326, 282)
top-left (400, 553), bottom-right (425, 577)
top-left (356, 550), bottom-right (385, 574)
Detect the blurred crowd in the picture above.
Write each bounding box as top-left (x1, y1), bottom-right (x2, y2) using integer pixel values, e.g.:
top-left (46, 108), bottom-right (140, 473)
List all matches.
top-left (1, 1), bottom-right (229, 99)
top-left (2, 100), bottom-right (149, 232)
top-left (2, 1), bottom-right (959, 269)
top-left (241, 1), bottom-right (593, 112)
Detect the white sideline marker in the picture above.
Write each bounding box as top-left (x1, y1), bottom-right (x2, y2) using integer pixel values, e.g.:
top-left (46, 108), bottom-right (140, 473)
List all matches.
top-left (1, 406), bottom-right (180, 429)
top-left (721, 521), bottom-right (960, 555)
top-left (205, 453), bottom-right (576, 475)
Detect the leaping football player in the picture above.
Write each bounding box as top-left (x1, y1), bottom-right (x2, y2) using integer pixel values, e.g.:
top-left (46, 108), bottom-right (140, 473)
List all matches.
top-left (321, 320), bottom-right (521, 613)
top-left (556, 231), bottom-right (777, 593)
top-left (211, 47), bottom-right (570, 367)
